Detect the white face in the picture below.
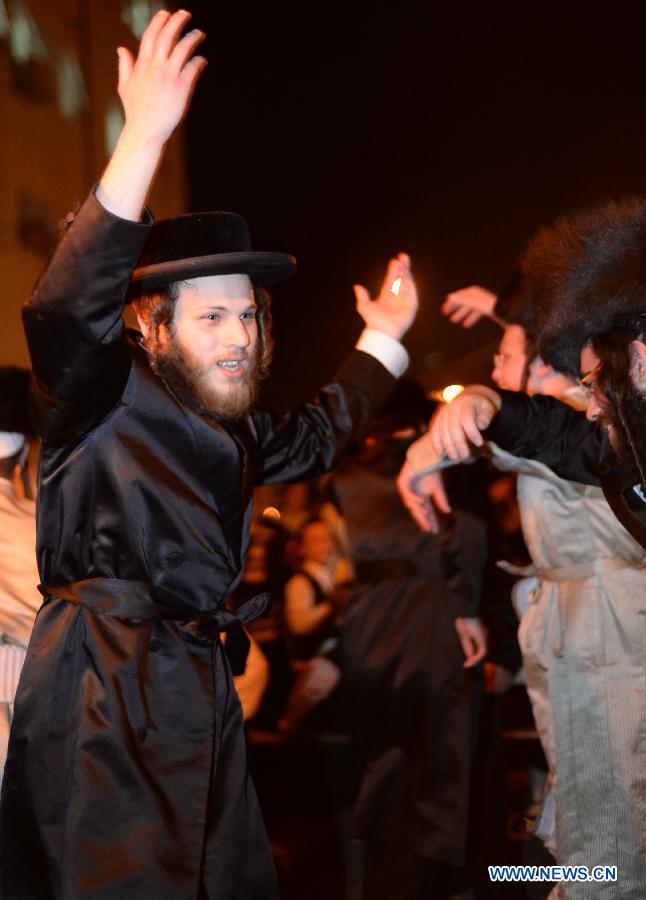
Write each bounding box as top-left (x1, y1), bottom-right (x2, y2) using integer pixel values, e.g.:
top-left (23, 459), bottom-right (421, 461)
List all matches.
top-left (491, 324), bottom-right (527, 392)
top-left (138, 272), bottom-right (263, 419)
top-left (171, 273), bottom-right (259, 395)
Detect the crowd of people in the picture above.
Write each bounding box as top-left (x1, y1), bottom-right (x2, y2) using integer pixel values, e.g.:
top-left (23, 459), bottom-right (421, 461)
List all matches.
top-left (0, 7), bottom-right (644, 900)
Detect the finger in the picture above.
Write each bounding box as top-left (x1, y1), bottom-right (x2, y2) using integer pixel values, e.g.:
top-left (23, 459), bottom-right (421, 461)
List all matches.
top-left (423, 498), bottom-right (440, 532)
top-left (462, 310), bottom-right (482, 328)
top-left (381, 255), bottom-right (407, 292)
top-left (117, 47), bottom-right (135, 96)
top-left (399, 268), bottom-right (417, 298)
top-left (464, 636), bottom-right (487, 668)
top-left (439, 408), bottom-right (461, 460)
top-left (430, 478), bottom-right (452, 514)
top-left (154, 9), bottom-right (192, 61)
top-left (170, 28), bottom-right (206, 74)
top-left (138, 9), bottom-right (172, 61)
top-left (429, 415), bottom-right (447, 459)
top-left (179, 55), bottom-right (208, 104)
top-left (459, 404), bottom-right (484, 448)
top-left (408, 498), bottom-right (434, 533)
top-left (458, 631), bottom-right (476, 665)
top-left (446, 403), bottom-right (472, 458)
top-left (448, 307), bottom-right (469, 324)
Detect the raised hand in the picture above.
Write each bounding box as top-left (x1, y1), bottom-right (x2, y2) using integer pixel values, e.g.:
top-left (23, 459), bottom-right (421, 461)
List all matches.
top-left (99, 9), bottom-right (207, 221)
top-left (440, 285), bottom-right (500, 329)
top-left (354, 253), bottom-right (418, 341)
top-left (116, 9), bottom-right (206, 146)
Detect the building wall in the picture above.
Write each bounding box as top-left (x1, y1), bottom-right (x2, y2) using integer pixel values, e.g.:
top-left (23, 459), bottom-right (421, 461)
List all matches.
top-left (0, 0), bottom-right (187, 367)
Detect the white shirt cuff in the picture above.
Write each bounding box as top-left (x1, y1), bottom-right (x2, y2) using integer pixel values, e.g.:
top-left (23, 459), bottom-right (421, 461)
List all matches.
top-left (355, 329), bottom-right (409, 378)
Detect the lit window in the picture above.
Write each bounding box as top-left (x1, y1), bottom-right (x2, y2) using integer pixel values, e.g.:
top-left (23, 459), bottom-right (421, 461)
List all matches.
top-left (0, 1), bottom-right (9, 40)
top-left (121, 0), bottom-right (165, 39)
top-left (10, 0), bottom-right (47, 65)
top-left (105, 100), bottom-right (125, 156)
top-left (9, 1), bottom-right (51, 101)
top-left (57, 51), bottom-right (88, 120)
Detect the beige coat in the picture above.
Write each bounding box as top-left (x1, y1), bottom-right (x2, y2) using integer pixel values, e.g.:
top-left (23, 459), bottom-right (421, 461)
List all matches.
top-left (491, 444), bottom-right (646, 898)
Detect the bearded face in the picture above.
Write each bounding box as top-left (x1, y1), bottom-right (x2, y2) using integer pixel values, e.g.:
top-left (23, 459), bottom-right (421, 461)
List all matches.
top-left (139, 274), bottom-right (270, 421)
top-left (584, 337), bottom-right (646, 483)
top-left (147, 324), bottom-right (262, 420)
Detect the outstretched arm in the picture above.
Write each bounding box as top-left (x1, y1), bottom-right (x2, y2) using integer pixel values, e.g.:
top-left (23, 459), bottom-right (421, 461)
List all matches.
top-left (255, 254), bottom-right (419, 483)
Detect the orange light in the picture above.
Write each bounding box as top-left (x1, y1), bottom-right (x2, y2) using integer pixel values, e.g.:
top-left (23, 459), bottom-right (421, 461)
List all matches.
top-left (442, 384), bottom-right (464, 403)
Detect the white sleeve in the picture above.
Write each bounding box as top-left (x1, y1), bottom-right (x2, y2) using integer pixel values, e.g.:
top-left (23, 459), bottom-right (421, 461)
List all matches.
top-left (356, 329), bottom-right (409, 378)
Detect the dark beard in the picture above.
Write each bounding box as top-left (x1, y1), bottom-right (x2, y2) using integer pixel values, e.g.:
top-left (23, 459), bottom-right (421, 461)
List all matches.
top-left (604, 382), bottom-right (646, 485)
top-left (147, 332), bottom-right (262, 421)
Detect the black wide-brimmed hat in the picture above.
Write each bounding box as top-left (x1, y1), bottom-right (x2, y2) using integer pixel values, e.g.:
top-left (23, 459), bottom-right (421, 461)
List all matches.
top-left (129, 211), bottom-right (297, 297)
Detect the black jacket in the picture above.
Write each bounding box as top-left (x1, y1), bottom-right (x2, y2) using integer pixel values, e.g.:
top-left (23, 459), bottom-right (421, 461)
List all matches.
top-left (484, 390), bottom-right (646, 548)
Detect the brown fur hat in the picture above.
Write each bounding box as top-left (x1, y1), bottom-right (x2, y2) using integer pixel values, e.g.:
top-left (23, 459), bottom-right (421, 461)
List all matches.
top-left (520, 197), bottom-right (646, 376)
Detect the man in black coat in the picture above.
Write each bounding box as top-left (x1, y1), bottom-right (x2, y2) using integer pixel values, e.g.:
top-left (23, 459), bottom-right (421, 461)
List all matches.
top-left (0, 10), bottom-right (418, 899)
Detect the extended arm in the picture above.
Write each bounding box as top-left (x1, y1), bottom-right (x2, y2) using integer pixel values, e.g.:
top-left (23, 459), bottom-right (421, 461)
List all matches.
top-left (482, 390), bottom-right (604, 485)
top-left (427, 386), bottom-right (605, 486)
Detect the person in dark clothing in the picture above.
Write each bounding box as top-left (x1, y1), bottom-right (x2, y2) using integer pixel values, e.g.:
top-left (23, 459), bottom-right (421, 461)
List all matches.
top-left (331, 384), bottom-right (487, 899)
top-left (0, 11), bottom-right (419, 899)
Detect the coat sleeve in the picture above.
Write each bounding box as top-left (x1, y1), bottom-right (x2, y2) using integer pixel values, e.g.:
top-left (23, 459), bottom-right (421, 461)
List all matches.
top-left (441, 510), bottom-right (488, 619)
top-left (483, 390), bottom-right (604, 486)
top-left (251, 350), bottom-right (397, 484)
top-left (22, 191), bottom-right (152, 445)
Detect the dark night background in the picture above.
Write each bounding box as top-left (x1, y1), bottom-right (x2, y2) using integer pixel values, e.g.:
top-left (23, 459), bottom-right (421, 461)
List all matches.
top-left (184, 2), bottom-right (646, 409)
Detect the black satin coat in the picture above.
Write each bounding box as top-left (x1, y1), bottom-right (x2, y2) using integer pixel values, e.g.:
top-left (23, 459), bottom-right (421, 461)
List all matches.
top-left (332, 448), bottom-right (485, 868)
top-left (0, 193), bottom-right (395, 900)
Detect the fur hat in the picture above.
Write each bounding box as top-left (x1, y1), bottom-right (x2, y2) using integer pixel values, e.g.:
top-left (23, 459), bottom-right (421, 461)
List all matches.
top-left (521, 197), bottom-right (646, 376)
top-left (129, 211), bottom-right (296, 297)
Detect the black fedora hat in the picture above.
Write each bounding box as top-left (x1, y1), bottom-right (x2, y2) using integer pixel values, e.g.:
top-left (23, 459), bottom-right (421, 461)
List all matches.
top-left (129, 211), bottom-right (297, 296)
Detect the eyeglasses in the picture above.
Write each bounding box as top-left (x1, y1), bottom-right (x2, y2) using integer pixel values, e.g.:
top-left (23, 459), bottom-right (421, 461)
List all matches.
top-left (492, 353), bottom-right (523, 368)
top-left (576, 364), bottom-right (601, 395)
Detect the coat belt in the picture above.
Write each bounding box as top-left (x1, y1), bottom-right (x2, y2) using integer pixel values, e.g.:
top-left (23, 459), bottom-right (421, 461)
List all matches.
top-left (39, 577), bottom-right (271, 675)
top-left (535, 557), bottom-right (641, 582)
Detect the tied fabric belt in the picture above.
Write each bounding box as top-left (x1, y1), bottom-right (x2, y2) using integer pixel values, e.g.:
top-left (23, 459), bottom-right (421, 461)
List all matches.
top-left (40, 578), bottom-right (271, 675)
top-left (536, 557), bottom-right (642, 582)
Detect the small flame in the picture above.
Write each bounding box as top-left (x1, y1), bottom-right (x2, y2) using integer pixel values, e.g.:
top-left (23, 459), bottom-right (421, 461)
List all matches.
top-left (390, 277), bottom-right (402, 296)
